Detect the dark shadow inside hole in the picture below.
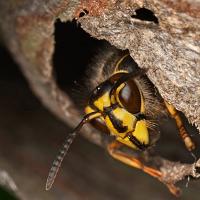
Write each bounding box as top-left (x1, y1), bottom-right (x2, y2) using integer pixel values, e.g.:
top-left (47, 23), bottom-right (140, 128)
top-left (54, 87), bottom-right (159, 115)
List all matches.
top-left (195, 165), bottom-right (200, 174)
top-left (53, 20), bottom-right (105, 92)
top-left (79, 9), bottom-right (89, 18)
top-left (131, 8), bottom-right (159, 24)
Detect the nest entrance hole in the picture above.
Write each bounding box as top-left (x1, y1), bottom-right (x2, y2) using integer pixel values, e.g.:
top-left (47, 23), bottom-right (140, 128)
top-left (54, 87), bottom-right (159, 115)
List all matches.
top-left (53, 20), bottom-right (105, 91)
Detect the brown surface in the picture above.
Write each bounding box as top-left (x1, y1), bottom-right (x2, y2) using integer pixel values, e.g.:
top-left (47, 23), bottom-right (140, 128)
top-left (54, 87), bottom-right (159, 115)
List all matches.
top-left (0, 0), bottom-right (200, 199)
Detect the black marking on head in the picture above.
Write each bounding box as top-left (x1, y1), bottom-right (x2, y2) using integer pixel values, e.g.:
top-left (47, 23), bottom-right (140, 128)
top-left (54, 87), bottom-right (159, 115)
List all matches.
top-left (135, 113), bottom-right (146, 121)
top-left (104, 104), bottom-right (128, 133)
top-left (128, 134), bottom-right (148, 151)
top-left (89, 80), bottom-right (113, 106)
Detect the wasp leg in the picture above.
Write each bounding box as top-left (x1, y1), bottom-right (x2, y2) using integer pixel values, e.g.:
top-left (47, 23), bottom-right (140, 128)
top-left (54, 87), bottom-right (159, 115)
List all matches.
top-left (107, 141), bottom-right (180, 196)
top-left (164, 101), bottom-right (195, 151)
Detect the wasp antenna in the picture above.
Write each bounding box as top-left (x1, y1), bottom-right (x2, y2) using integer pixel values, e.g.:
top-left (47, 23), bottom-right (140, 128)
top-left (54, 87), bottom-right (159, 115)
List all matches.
top-left (45, 111), bottom-right (100, 191)
top-left (45, 131), bottom-right (77, 191)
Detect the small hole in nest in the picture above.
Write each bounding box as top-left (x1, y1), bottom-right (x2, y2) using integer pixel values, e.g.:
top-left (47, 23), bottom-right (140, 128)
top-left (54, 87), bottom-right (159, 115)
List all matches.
top-left (131, 8), bottom-right (159, 24)
top-left (79, 9), bottom-right (89, 18)
top-left (195, 166), bottom-right (200, 174)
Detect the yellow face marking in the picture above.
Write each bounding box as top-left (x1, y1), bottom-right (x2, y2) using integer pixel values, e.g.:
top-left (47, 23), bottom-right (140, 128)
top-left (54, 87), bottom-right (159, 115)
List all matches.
top-left (93, 92), bottom-right (111, 111)
top-left (105, 107), bottom-right (137, 136)
top-left (140, 93), bottom-right (145, 113)
top-left (116, 120), bottom-right (149, 150)
top-left (110, 71), bottom-right (128, 105)
top-left (110, 82), bottom-right (126, 106)
top-left (116, 136), bottom-right (137, 149)
top-left (85, 105), bottom-right (105, 125)
top-left (113, 108), bottom-right (136, 131)
top-left (85, 105), bottom-right (95, 114)
top-left (133, 120), bottom-right (149, 145)
top-left (115, 83), bottom-right (125, 106)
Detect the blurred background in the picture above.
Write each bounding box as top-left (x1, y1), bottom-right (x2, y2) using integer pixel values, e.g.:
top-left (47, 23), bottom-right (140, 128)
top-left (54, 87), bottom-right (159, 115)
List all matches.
top-left (0, 20), bottom-right (200, 200)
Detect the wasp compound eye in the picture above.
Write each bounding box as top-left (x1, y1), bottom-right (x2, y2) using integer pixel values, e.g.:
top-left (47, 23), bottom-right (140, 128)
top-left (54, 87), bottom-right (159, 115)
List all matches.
top-left (118, 79), bottom-right (141, 114)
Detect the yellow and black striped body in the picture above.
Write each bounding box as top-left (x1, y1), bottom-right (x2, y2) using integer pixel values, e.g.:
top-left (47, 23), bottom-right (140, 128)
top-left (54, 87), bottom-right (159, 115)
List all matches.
top-left (84, 52), bottom-right (160, 150)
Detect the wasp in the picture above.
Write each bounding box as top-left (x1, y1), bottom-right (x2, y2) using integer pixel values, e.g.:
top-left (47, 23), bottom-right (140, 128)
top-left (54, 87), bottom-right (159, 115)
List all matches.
top-left (46, 47), bottom-right (195, 194)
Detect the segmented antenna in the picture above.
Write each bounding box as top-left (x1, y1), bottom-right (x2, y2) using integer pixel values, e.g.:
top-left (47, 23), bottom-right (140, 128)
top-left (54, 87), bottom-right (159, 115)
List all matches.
top-left (45, 131), bottom-right (77, 190)
top-left (45, 111), bottom-right (100, 191)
